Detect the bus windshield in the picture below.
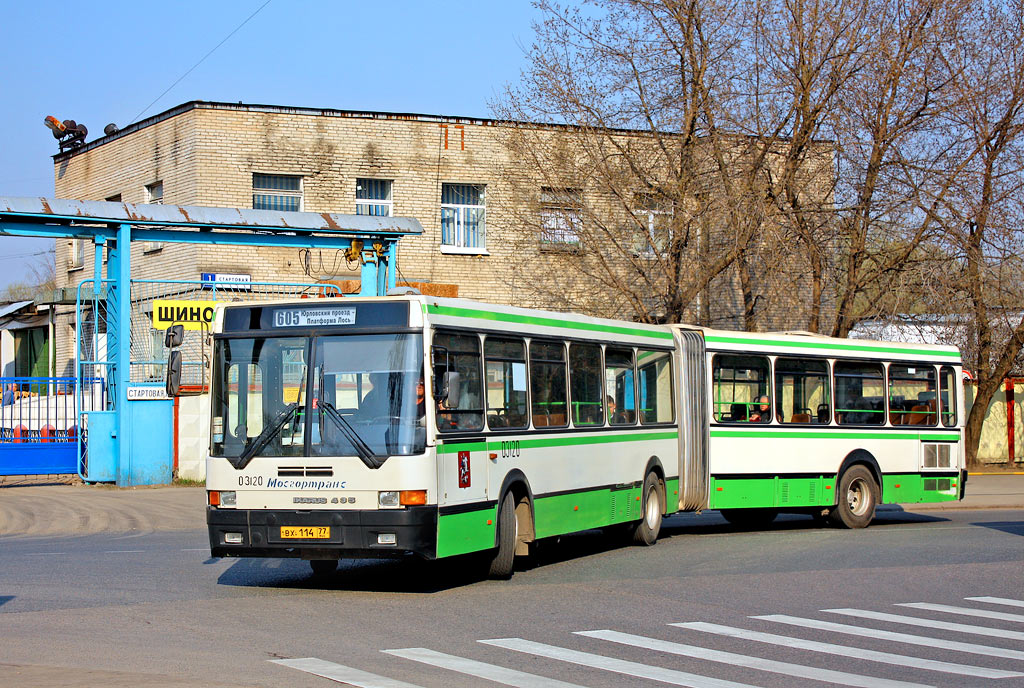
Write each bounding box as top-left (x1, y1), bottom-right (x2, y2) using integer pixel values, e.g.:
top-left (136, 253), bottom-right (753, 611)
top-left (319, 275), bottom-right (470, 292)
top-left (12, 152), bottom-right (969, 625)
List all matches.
top-left (211, 333), bottom-right (424, 460)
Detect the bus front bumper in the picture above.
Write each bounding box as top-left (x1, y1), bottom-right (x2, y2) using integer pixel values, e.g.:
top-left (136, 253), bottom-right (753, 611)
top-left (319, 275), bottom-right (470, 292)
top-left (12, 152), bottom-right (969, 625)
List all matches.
top-left (207, 505), bottom-right (437, 559)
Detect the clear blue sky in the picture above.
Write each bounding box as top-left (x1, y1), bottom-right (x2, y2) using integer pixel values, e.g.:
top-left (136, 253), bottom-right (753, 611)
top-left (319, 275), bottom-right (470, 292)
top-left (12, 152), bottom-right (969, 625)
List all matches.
top-left (0, 0), bottom-right (542, 290)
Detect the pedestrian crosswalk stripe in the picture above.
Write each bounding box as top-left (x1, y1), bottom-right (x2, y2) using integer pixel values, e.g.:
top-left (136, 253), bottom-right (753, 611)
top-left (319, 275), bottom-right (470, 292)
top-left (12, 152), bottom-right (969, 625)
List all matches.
top-left (383, 647), bottom-right (589, 688)
top-left (966, 596), bottom-right (1024, 609)
top-left (896, 602), bottom-right (1024, 624)
top-left (480, 637), bottom-right (759, 688)
top-left (270, 657), bottom-right (424, 688)
top-left (672, 621), bottom-right (1022, 679)
top-left (754, 614), bottom-right (1024, 661)
top-left (577, 629), bottom-right (934, 688)
top-left (824, 608), bottom-right (1024, 641)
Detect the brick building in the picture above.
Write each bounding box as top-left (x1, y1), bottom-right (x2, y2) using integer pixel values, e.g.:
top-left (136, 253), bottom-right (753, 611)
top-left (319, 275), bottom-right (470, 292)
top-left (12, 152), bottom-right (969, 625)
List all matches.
top-left (50, 100), bottom-right (831, 376)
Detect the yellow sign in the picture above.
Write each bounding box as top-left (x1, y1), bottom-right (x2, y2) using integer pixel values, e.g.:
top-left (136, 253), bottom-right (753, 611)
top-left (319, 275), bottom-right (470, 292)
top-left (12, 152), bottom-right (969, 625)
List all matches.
top-left (152, 300), bottom-right (218, 331)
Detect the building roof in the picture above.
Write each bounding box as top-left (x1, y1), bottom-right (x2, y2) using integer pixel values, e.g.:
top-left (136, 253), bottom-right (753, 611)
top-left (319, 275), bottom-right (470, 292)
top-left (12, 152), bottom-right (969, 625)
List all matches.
top-left (0, 301), bottom-right (33, 319)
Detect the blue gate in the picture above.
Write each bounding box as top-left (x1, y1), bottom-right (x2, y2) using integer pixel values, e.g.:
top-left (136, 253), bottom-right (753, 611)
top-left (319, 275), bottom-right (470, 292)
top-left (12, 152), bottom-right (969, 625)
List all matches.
top-left (0, 376), bottom-right (104, 476)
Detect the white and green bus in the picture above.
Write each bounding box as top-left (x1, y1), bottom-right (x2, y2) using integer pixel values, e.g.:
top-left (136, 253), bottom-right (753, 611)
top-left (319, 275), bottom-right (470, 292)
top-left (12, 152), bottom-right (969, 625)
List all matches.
top-left (683, 326), bottom-right (965, 529)
top-left (202, 296), bottom-right (965, 576)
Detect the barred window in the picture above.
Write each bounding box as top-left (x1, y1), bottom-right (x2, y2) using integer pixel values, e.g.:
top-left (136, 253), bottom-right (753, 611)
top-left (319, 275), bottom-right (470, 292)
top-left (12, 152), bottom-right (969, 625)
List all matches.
top-left (356, 179), bottom-right (392, 216)
top-left (540, 187), bottom-right (581, 247)
top-left (441, 183), bottom-right (486, 250)
top-left (253, 174), bottom-right (302, 212)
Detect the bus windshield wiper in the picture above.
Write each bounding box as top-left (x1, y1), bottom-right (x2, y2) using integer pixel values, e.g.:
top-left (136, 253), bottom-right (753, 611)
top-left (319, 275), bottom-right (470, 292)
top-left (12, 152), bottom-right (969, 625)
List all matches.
top-left (230, 403), bottom-right (298, 470)
top-left (319, 400), bottom-right (385, 470)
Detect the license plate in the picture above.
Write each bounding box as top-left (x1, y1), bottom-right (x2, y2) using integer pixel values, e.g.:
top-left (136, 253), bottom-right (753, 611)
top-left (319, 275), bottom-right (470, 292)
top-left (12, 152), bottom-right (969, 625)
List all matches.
top-left (280, 526), bottom-right (330, 539)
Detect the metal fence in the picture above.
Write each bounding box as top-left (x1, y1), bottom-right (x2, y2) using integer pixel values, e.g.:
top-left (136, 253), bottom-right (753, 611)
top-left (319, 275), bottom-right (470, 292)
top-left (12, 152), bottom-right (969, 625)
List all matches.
top-left (128, 279), bottom-right (342, 387)
top-left (0, 376), bottom-right (106, 442)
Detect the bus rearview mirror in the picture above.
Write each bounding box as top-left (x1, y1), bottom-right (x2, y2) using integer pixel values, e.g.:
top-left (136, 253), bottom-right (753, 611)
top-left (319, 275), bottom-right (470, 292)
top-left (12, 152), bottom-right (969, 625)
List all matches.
top-left (166, 350), bottom-right (182, 397)
top-left (165, 324), bottom-right (184, 348)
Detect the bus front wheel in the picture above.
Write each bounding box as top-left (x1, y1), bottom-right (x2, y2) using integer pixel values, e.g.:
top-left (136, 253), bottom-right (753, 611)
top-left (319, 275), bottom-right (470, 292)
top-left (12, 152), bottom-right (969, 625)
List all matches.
top-left (488, 491), bottom-right (517, 579)
top-left (830, 465), bottom-right (878, 529)
top-left (631, 473), bottom-right (664, 546)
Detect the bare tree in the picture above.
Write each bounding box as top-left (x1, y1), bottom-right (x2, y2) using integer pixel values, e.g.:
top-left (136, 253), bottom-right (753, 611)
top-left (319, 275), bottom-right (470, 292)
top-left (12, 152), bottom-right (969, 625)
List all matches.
top-left (0, 249), bottom-right (55, 303)
top-left (923, 0), bottom-right (1024, 466)
top-left (494, 0), bottom-right (784, 325)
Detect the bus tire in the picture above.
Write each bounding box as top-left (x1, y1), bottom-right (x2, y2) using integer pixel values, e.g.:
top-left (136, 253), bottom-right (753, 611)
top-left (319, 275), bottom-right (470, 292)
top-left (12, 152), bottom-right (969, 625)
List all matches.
top-left (830, 465), bottom-right (878, 529)
top-left (721, 508), bottom-right (778, 527)
top-left (309, 559), bottom-right (337, 576)
top-left (488, 491), bottom-right (517, 578)
top-left (632, 472), bottom-right (664, 546)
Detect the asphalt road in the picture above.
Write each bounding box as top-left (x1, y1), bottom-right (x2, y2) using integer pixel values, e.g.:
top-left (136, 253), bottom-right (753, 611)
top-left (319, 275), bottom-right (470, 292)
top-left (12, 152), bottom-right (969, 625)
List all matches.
top-left (2, 506), bottom-right (1022, 688)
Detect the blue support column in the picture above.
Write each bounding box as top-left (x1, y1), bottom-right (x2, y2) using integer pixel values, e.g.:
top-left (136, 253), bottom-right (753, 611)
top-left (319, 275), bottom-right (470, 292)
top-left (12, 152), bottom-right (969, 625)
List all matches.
top-left (359, 254), bottom-right (378, 296)
top-left (387, 243), bottom-right (397, 292)
top-left (115, 223), bottom-right (133, 486)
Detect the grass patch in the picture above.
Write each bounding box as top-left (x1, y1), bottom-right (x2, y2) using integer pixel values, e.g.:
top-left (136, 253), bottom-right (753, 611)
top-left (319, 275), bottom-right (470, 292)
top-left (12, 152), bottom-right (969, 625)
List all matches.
top-left (173, 476), bottom-right (206, 487)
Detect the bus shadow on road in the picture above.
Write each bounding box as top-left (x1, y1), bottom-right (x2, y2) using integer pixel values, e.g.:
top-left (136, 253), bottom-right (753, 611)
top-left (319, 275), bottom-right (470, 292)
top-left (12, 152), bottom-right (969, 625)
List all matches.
top-left (212, 509), bottom-right (959, 592)
top-left (970, 520), bottom-right (1024, 536)
top-left (215, 553), bottom-right (518, 593)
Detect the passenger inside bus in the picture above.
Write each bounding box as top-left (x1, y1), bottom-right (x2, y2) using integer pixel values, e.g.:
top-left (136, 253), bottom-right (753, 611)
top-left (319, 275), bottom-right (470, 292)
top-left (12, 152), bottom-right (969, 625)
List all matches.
top-left (748, 395), bottom-right (771, 423)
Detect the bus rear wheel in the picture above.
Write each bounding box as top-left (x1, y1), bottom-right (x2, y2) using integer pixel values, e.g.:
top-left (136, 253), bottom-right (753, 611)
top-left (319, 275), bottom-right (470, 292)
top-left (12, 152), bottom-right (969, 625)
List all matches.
top-left (488, 491), bottom-right (517, 579)
top-left (631, 472), bottom-right (664, 546)
top-left (830, 465), bottom-right (878, 529)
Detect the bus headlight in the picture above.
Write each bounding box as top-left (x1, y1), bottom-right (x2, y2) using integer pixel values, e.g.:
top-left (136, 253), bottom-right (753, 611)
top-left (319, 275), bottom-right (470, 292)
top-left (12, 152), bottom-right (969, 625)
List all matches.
top-left (220, 491), bottom-right (237, 507)
top-left (378, 491), bottom-right (400, 508)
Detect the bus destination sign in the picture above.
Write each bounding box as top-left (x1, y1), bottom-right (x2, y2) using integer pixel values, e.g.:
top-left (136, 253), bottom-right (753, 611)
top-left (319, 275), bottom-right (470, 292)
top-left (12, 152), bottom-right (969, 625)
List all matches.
top-left (273, 307), bottom-right (356, 328)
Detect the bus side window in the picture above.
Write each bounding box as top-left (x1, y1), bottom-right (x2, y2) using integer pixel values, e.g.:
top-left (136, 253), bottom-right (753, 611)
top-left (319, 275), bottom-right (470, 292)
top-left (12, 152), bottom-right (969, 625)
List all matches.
top-left (570, 342), bottom-right (603, 426)
top-left (888, 364), bottom-right (937, 427)
top-left (638, 349), bottom-right (674, 424)
top-left (605, 347), bottom-right (636, 425)
top-left (485, 337), bottom-right (528, 429)
top-left (711, 354), bottom-right (770, 423)
top-left (939, 366), bottom-right (957, 427)
top-left (834, 361), bottom-right (885, 425)
top-left (775, 357), bottom-right (829, 424)
top-left (433, 331), bottom-right (484, 432)
top-left (530, 340), bottom-right (568, 428)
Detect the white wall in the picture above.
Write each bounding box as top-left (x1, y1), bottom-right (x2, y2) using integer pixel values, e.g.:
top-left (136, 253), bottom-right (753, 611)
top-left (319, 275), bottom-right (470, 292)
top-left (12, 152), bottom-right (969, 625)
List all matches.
top-left (176, 393), bottom-right (210, 481)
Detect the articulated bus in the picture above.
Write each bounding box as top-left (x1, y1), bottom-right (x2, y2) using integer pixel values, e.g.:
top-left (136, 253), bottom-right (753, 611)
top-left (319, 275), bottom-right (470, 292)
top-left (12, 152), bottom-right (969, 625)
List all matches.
top-left (202, 296), bottom-right (965, 577)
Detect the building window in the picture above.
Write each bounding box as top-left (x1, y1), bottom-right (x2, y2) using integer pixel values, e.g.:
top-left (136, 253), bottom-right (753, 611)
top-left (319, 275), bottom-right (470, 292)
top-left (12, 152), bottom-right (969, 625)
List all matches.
top-left (440, 183), bottom-right (486, 252)
top-left (540, 187), bottom-right (581, 247)
top-left (68, 239), bottom-right (84, 270)
top-left (144, 182), bottom-right (163, 253)
top-left (253, 174), bottom-right (302, 212)
top-left (633, 192), bottom-right (673, 255)
top-left (356, 179), bottom-right (392, 216)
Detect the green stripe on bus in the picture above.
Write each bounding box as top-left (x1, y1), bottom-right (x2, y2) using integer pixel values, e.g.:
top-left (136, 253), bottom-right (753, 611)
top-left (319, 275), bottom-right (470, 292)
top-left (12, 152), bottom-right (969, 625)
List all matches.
top-left (426, 304), bottom-right (675, 340)
top-left (438, 430), bottom-right (679, 454)
top-left (710, 430), bottom-right (960, 441)
top-left (436, 506), bottom-right (497, 558)
top-left (704, 334), bottom-right (960, 358)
